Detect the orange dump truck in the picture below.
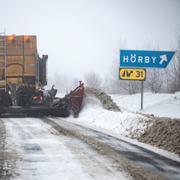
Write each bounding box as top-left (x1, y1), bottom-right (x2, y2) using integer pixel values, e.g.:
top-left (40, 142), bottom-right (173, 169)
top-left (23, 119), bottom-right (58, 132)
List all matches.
top-left (0, 35), bottom-right (47, 106)
top-left (0, 35), bottom-right (84, 117)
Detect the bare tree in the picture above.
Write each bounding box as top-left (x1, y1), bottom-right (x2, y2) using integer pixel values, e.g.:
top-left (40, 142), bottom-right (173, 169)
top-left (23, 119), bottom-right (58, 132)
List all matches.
top-left (165, 30), bottom-right (180, 93)
top-left (127, 81), bottom-right (141, 94)
top-left (146, 69), bottom-right (163, 93)
top-left (165, 55), bottom-right (180, 93)
top-left (176, 31), bottom-right (180, 90)
top-left (84, 72), bottom-right (102, 88)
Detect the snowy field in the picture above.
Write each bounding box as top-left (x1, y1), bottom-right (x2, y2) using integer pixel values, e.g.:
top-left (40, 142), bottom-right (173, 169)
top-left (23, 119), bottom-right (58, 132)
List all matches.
top-left (111, 92), bottom-right (180, 119)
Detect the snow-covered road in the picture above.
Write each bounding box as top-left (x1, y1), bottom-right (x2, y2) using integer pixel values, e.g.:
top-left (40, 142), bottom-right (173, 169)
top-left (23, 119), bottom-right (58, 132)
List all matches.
top-left (45, 117), bottom-right (180, 180)
top-left (1, 117), bottom-right (180, 180)
top-left (0, 118), bottom-right (131, 180)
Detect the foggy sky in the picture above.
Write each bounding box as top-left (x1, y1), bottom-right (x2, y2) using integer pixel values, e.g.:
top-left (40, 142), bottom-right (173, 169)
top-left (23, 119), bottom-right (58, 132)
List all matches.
top-left (0, 0), bottom-right (180, 79)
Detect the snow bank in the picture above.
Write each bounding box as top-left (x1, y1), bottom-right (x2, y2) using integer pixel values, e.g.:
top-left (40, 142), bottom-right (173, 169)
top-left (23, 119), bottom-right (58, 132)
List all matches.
top-left (76, 95), bottom-right (152, 138)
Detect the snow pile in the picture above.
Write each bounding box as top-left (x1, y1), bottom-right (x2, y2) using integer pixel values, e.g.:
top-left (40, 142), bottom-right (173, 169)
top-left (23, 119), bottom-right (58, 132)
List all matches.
top-left (77, 94), bottom-right (152, 138)
top-left (85, 87), bottom-right (120, 112)
top-left (138, 118), bottom-right (180, 155)
top-left (111, 92), bottom-right (180, 118)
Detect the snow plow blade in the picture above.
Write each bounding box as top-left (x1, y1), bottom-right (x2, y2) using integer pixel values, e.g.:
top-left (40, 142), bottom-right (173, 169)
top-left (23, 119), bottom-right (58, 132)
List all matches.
top-left (52, 81), bottom-right (84, 117)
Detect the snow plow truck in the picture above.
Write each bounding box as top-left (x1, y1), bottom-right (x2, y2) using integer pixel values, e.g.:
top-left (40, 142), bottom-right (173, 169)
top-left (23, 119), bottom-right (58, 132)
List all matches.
top-left (0, 35), bottom-right (84, 117)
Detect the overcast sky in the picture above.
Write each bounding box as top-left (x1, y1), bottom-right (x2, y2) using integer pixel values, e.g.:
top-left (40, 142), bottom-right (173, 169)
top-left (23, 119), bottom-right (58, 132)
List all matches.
top-left (0, 0), bottom-right (180, 79)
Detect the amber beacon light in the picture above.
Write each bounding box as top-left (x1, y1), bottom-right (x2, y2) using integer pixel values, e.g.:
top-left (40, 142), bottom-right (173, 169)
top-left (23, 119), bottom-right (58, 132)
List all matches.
top-left (24, 35), bottom-right (31, 42)
top-left (7, 35), bottom-right (16, 43)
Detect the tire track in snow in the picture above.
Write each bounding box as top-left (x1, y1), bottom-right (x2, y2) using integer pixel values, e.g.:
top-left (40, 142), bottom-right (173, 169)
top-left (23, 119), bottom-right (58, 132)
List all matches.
top-left (2, 118), bottom-right (131, 180)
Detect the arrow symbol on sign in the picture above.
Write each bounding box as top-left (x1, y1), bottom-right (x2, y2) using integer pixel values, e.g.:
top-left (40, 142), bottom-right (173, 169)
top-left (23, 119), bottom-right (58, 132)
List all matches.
top-left (159, 54), bottom-right (168, 65)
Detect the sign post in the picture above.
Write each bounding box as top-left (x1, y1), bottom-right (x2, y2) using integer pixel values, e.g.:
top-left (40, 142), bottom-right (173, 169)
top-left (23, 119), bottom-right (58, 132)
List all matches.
top-left (119, 49), bottom-right (175, 110)
top-left (141, 81), bottom-right (144, 110)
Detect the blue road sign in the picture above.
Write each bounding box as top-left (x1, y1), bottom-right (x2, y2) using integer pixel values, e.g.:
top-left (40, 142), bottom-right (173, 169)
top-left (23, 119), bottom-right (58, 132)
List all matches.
top-left (120, 50), bottom-right (175, 68)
